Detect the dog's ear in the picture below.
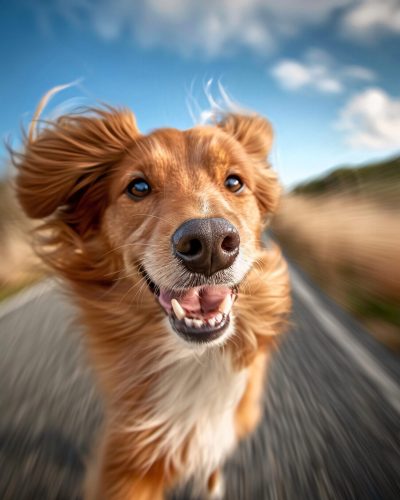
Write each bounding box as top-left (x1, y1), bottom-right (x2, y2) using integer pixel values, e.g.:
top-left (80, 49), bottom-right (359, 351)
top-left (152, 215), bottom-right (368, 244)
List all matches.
top-left (217, 113), bottom-right (273, 161)
top-left (13, 107), bottom-right (139, 228)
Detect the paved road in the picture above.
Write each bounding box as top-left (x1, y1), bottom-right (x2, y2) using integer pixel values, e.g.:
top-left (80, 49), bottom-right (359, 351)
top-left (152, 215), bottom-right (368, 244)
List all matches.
top-left (0, 267), bottom-right (399, 500)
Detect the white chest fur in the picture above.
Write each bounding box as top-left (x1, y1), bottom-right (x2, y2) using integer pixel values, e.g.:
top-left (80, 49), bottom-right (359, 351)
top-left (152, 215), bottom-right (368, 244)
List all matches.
top-left (137, 347), bottom-right (248, 487)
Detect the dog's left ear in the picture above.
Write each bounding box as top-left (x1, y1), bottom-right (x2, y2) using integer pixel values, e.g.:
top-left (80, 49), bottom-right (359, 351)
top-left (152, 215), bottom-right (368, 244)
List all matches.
top-left (218, 113), bottom-right (280, 216)
top-left (217, 113), bottom-right (273, 162)
top-left (11, 104), bottom-right (140, 281)
top-left (13, 107), bottom-right (139, 234)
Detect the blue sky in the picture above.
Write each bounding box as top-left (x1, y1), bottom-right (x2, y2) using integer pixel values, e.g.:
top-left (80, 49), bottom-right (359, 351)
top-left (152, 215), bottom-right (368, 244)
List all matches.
top-left (1, 0), bottom-right (399, 187)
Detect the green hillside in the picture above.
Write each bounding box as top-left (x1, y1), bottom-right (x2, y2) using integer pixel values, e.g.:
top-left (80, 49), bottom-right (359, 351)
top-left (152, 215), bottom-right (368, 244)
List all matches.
top-left (292, 155), bottom-right (400, 204)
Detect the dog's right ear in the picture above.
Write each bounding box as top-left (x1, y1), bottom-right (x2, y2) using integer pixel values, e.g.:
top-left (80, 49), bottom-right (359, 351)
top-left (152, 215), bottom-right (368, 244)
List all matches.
top-left (217, 113), bottom-right (273, 162)
top-left (13, 107), bottom-right (139, 221)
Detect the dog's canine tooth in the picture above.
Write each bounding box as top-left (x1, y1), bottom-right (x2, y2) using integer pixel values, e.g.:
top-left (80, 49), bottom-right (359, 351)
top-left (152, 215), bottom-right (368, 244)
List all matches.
top-left (193, 319), bottom-right (203, 328)
top-left (220, 294), bottom-right (233, 315)
top-left (184, 317), bottom-right (193, 328)
top-left (208, 317), bottom-right (216, 327)
top-left (215, 313), bottom-right (223, 324)
top-left (171, 299), bottom-right (185, 320)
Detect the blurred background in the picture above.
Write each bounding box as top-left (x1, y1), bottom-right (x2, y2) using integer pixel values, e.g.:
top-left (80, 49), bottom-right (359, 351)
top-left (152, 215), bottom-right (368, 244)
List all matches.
top-left (1, 2), bottom-right (400, 499)
top-left (1, 0), bottom-right (399, 349)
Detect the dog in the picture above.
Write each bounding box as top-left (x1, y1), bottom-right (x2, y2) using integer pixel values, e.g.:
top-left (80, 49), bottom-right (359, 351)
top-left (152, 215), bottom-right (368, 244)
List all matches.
top-left (13, 92), bottom-right (291, 500)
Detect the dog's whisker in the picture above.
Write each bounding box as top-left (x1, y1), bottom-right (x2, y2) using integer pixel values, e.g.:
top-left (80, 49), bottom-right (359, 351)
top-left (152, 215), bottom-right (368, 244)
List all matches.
top-left (102, 241), bottom-right (168, 258)
top-left (128, 213), bottom-right (177, 226)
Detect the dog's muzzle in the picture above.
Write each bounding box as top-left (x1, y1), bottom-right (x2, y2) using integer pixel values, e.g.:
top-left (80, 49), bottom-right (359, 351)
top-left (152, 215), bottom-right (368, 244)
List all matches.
top-left (140, 218), bottom-right (241, 344)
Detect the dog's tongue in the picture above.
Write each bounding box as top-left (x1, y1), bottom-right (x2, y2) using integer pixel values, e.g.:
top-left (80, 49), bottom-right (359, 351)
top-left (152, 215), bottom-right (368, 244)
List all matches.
top-left (159, 286), bottom-right (231, 315)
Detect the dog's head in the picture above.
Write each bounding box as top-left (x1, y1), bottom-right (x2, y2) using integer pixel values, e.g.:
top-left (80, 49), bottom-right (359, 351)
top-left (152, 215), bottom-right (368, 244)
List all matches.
top-left (14, 106), bottom-right (280, 347)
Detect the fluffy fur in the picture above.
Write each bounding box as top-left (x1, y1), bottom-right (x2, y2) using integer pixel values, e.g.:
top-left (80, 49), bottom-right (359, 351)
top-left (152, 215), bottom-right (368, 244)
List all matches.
top-left (13, 94), bottom-right (291, 499)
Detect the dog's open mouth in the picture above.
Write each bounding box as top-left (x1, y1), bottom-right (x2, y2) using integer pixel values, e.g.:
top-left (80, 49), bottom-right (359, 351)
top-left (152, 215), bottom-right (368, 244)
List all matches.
top-left (140, 267), bottom-right (237, 343)
top-left (160, 286), bottom-right (236, 343)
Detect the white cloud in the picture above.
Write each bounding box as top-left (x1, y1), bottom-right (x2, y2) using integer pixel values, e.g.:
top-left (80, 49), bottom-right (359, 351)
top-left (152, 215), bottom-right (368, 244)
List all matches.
top-left (342, 0), bottom-right (400, 39)
top-left (271, 61), bottom-right (312, 90)
top-left (342, 65), bottom-right (376, 81)
top-left (271, 49), bottom-right (375, 94)
top-left (271, 60), bottom-right (343, 93)
top-left (30, 0), bottom-right (400, 57)
top-left (40, 0), bottom-right (353, 57)
top-left (336, 87), bottom-right (400, 150)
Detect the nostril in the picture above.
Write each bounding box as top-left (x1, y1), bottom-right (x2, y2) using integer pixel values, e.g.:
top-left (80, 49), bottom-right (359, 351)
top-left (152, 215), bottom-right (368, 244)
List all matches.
top-left (177, 238), bottom-right (202, 257)
top-left (221, 234), bottom-right (240, 253)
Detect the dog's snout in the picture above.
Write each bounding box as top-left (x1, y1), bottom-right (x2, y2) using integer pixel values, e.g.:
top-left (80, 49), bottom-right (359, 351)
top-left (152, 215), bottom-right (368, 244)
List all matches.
top-left (172, 218), bottom-right (240, 276)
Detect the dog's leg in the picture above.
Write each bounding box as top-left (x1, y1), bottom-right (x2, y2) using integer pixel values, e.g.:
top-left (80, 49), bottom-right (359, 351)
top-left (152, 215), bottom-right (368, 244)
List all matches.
top-left (85, 465), bottom-right (165, 500)
top-left (234, 350), bottom-right (268, 440)
top-left (85, 433), bottom-right (166, 500)
top-left (206, 469), bottom-right (225, 500)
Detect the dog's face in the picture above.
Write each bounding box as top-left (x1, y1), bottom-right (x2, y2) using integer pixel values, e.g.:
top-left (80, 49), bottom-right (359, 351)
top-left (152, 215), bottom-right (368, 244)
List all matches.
top-left (15, 109), bottom-right (280, 347)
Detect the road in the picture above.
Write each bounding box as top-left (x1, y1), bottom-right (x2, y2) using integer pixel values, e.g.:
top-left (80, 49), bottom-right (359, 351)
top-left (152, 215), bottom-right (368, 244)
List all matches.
top-left (0, 266), bottom-right (399, 500)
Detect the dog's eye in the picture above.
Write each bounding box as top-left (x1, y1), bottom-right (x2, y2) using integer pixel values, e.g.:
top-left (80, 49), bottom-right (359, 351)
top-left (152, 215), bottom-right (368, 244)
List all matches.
top-left (225, 175), bottom-right (244, 193)
top-left (126, 178), bottom-right (151, 200)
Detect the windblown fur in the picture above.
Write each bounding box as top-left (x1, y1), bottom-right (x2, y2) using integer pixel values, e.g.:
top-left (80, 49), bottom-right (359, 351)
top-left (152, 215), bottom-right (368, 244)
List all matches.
top-left (12, 92), bottom-right (291, 499)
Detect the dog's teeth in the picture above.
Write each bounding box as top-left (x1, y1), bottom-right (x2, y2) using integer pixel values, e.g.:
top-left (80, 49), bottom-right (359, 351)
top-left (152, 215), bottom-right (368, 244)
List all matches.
top-left (208, 317), bottom-right (216, 327)
top-left (193, 319), bottom-right (203, 328)
top-left (171, 299), bottom-right (186, 320)
top-left (184, 317), bottom-right (193, 328)
top-left (215, 313), bottom-right (223, 324)
top-left (219, 294), bottom-right (233, 315)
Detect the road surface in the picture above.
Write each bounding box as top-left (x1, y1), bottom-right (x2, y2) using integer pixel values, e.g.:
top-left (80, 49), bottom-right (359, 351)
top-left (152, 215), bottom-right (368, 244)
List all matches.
top-left (0, 266), bottom-right (399, 499)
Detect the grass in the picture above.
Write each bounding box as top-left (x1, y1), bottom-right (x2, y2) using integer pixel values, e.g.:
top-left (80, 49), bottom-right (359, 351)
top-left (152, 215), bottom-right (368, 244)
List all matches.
top-left (293, 155), bottom-right (400, 206)
top-left (0, 178), bottom-right (42, 302)
top-left (274, 155), bottom-right (400, 351)
top-left (0, 278), bottom-right (40, 302)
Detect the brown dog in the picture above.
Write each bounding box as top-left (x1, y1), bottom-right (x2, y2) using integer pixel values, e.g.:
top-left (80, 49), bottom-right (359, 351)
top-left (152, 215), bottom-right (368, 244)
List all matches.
top-left (13, 96), bottom-right (290, 499)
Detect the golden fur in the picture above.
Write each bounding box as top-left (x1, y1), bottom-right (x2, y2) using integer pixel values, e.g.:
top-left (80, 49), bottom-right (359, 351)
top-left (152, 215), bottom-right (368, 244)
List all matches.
top-left (12, 95), bottom-right (291, 499)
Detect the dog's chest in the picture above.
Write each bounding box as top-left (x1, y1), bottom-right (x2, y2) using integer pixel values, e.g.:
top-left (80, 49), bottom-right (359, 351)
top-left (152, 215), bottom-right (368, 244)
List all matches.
top-left (151, 352), bottom-right (248, 482)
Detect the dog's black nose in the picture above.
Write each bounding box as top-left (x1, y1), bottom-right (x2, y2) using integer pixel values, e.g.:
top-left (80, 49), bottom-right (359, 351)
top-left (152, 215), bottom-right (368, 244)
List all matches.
top-left (172, 218), bottom-right (240, 276)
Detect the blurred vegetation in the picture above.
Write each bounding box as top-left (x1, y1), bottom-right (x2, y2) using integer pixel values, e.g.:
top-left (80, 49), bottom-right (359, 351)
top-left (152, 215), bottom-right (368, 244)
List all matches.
top-left (293, 155), bottom-right (400, 205)
top-left (274, 154), bottom-right (400, 351)
top-left (0, 177), bottom-right (43, 302)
